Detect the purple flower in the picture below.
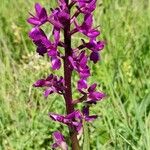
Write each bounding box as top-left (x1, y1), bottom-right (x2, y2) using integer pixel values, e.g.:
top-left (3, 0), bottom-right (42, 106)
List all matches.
top-left (50, 108), bottom-right (98, 140)
top-left (74, 0), bottom-right (96, 14)
top-left (78, 78), bottom-right (88, 90)
top-left (52, 131), bottom-right (68, 150)
top-left (86, 38), bottom-right (105, 52)
top-left (87, 83), bottom-right (105, 104)
top-left (49, 110), bottom-right (83, 134)
top-left (77, 51), bottom-right (90, 78)
top-left (90, 51), bottom-right (100, 63)
top-left (29, 27), bottom-right (51, 56)
top-left (85, 38), bottom-right (105, 63)
top-left (58, 0), bottom-right (67, 10)
top-left (27, 3), bottom-right (48, 26)
top-left (33, 74), bottom-right (65, 97)
top-left (69, 51), bottom-right (90, 90)
top-left (29, 27), bottom-right (61, 69)
top-left (74, 14), bottom-right (100, 38)
top-left (49, 6), bottom-right (70, 29)
top-left (69, 51), bottom-right (90, 73)
top-left (51, 57), bottom-right (61, 70)
top-left (48, 48), bottom-right (61, 70)
top-left (82, 106), bottom-right (97, 122)
top-left (53, 26), bottom-right (60, 45)
top-left (79, 83), bottom-right (105, 104)
top-left (49, 108), bottom-right (99, 136)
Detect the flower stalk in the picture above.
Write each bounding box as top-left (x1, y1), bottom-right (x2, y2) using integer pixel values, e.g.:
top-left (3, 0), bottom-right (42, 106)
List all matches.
top-left (63, 1), bottom-right (80, 149)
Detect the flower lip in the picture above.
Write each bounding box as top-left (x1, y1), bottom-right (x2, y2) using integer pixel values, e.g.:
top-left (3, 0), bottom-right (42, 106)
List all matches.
top-left (90, 51), bottom-right (100, 63)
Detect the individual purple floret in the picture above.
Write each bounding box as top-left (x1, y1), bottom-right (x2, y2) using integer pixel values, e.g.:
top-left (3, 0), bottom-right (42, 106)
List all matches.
top-left (69, 51), bottom-right (90, 90)
top-left (78, 83), bottom-right (106, 104)
top-left (50, 109), bottom-right (98, 134)
top-left (29, 27), bottom-right (61, 69)
top-left (73, 0), bottom-right (96, 14)
top-left (50, 6), bottom-right (70, 29)
top-left (33, 74), bottom-right (65, 97)
top-left (28, 3), bottom-right (48, 26)
top-left (52, 131), bottom-right (68, 150)
top-left (29, 27), bottom-right (51, 56)
top-left (74, 14), bottom-right (100, 38)
top-left (82, 106), bottom-right (97, 122)
top-left (49, 110), bottom-right (83, 134)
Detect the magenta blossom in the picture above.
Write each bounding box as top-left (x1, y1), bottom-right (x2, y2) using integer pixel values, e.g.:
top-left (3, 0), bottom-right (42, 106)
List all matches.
top-left (74, 0), bottom-right (96, 14)
top-left (74, 14), bottom-right (100, 38)
top-left (29, 27), bottom-right (61, 69)
top-left (52, 131), bottom-right (68, 150)
top-left (33, 74), bottom-right (65, 97)
top-left (50, 109), bottom-right (98, 135)
top-left (82, 106), bottom-right (97, 122)
top-left (49, 110), bottom-right (83, 134)
top-left (28, 3), bottom-right (48, 26)
top-left (78, 83), bottom-right (106, 104)
top-left (69, 51), bottom-right (90, 90)
top-left (29, 27), bottom-right (51, 56)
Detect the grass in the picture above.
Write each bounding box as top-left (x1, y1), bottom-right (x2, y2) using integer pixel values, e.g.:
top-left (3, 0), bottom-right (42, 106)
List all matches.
top-left (0, 0), bottom-right (150, 149)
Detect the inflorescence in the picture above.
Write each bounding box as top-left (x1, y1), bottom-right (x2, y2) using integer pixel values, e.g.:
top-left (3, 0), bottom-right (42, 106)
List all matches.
top-left (28, 0), bottom-right (105, 149)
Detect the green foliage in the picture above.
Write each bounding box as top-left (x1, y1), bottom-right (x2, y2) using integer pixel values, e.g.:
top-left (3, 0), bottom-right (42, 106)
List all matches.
top-left (0, 0), bottom-right (150, 149)
top-left (83, 121), bottom-right (90, 150)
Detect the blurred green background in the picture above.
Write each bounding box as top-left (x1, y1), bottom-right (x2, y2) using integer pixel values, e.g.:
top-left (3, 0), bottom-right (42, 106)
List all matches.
top-left (0, 0), bottom-right (150, 149)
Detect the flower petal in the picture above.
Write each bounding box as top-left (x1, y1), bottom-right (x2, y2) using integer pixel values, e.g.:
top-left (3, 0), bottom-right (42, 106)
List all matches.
top-left (33, 79), bottom-right (45, 87)
top-left (52, 131), bottom-right (68, 150)
top-left (78, 79), bottom-right (88, 90)
top-left (88, 83), bottom-right (97, 92)
top-left (51, 57), bottom-right (61, 70)
top-left (90, 51), bottom-right (100, 63)
top-left (35, 3), bottom-right (42, 16)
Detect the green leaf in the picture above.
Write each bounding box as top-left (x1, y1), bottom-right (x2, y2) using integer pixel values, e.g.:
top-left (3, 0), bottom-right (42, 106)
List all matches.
top-left (83, 120), bottom-right (90, 150)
